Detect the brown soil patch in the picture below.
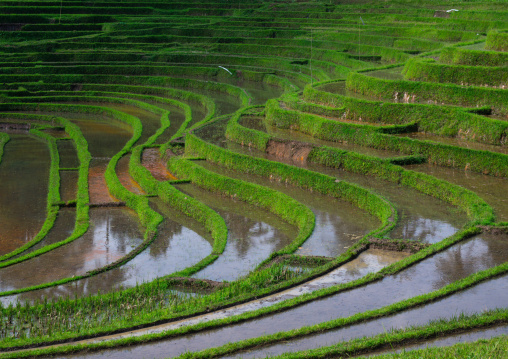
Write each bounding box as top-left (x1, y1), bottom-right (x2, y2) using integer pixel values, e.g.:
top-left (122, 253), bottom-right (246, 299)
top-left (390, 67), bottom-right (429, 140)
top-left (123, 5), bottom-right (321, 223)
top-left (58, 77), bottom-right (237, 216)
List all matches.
top-left (480, 226), bottom-right (508, 236)
top-left (169, 277), bottom-right (225, 290)
top-left (88, 161), bottom-right (120, 205)
top-left (141, 148), bottom-right (177, 181)
top-left (116, 155), bottom-right (145, 195)
top-left (266, 139), bottom-right (314, 162)
top-left (369, 238), bottom-right (429, 253)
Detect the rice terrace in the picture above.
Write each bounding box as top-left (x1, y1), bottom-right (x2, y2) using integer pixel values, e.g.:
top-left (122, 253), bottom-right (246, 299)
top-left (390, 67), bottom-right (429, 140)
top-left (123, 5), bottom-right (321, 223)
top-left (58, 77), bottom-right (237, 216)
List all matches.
top-left (0, 0), bottom-right (507, 357)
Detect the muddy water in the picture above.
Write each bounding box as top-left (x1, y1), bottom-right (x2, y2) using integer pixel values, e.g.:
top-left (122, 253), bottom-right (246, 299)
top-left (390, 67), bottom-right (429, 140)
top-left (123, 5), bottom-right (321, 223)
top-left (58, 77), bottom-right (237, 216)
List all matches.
top-left (1, 199), bottom-right (213, 304)
top-left (92, 103), bottom-right (162, 145)
top-left (60, 170), bottom-right (79, 203)
top-left (0, 135), bottom-right (50, 256)
top-left (405, 163), bottom-right (508, 222)
top-left (366, 325), bottom-right (508, 358)
top-left (228, 274), bottom-right (508, 359)
top-left (219, 139), bottom-right (466, 244)
top-left (398, 132), bottom-right (508, 155)
top-left (10, 208), bottom-right (75, 261)
top-left (198, 160), bottom-right (379, 257)
top-left (194, 120), bottom-right (466, 243)
top-left (89, 159), bottom-right (118, 205)
top-left (57, 139), bottom-right (80, 168)
top-left (72, 118), bottom-right (132, 158)
top-left (0, 208), bottom-right (143, 294)
top-left (116, 155), bottom-right (145, 195)
top-left (364, 66), bottom-right (404, 80)
top-left (71, 233), bottom-right (507, 359)
top-left (142, 148), bottom-right (177, 181)
top-left (174, 183), bottom-right (296, 282)
top-left (220, 78), bottom-right (283, 105)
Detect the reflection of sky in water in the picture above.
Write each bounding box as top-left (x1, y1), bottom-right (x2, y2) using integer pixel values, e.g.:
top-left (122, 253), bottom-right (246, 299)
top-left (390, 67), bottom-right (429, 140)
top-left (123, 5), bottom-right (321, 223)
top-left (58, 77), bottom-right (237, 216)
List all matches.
top-left (194, 215), bottom-right (285, 282)
top-left (297, 209), bottom-right (371, 257)
top-left (50, 235), bottom-right (508, 359)
top-left (237, 276), bottom-right (508, 359)
top-left (390, 217), bottom-right (459, 244)
top-left (0, 208), bottom-right (143, 294)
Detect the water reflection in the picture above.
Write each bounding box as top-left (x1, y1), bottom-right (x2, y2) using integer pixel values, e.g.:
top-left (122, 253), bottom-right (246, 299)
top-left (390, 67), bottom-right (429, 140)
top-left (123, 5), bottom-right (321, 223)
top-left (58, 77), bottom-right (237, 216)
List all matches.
top-left (0, 208), bottom-right (143, 293)
top-left (1, 200), bottom-right (213, 304)
top-left (175, 183), bottom-right (296, 282)
top-left (71, 233), bottom-right (508, 359)
top-left (198, 160), bottom-right (379, 258)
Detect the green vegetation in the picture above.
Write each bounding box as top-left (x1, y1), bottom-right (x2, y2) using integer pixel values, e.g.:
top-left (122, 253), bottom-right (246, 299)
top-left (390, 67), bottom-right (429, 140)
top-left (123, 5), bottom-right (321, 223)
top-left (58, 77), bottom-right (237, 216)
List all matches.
top-left (0, 0), bottom-right (506, 358)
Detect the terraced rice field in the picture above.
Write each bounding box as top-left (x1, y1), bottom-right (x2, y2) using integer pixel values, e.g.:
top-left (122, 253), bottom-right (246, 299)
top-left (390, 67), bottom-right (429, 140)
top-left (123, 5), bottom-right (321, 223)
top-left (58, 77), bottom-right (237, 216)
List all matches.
top-left (0, 0), bottom-right (507, 358)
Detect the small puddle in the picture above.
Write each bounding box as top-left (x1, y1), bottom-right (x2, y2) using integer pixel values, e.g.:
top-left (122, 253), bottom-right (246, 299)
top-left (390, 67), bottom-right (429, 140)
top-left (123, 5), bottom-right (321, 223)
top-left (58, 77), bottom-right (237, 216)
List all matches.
top-left (405, 163), bottom-right (508, 222)
top-left (0, 135), bottom-right (50, 256)
top-left (0, 207), bottom-right (144, 295)
top-left (174, 183), bottom-right (296, 282)
top-left (69, 233), bottom-right (507, 359)
top-left (197, 160), bottom-right (379, 257)
top-left (397, 132), bottom-right (508, 155)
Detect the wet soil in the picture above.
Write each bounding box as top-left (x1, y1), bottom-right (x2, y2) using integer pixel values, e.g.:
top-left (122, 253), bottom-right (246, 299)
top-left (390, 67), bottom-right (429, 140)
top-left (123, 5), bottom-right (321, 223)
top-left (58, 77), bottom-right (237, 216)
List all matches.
top-left (174, 183), bottom-right (297, 282)
top-left (222, 140), bottom-right (466, 244)
top-left (67, 233), bottom-right (507, 359)
top-left (60, 170), bottom-right (78, 203)
top-left (266, 139), bottom-right (314, 162)
top-left (141, 148), bottom-right (177, 181)
top-left (57, 139), bottom-right (80, 168)
top-left (9, 208), bottom-right (76, 261)
top-left (0, 135), bottom-right (50, 256)
top-left (116, 155), bottom-right (145, 195)
top-left (266, 124), bottom-right (401, 158)
top-left (88, 159), bottom-right (119, 205)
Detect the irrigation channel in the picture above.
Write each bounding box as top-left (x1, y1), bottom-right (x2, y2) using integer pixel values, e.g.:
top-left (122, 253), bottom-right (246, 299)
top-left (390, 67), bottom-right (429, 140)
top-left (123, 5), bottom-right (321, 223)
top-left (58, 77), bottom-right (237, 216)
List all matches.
top-left (0, 0), bottom-right (507, 357)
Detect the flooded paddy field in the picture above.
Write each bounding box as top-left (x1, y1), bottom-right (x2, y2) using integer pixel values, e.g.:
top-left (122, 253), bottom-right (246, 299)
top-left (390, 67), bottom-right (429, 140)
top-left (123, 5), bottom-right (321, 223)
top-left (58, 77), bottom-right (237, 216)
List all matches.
top-left (0, 135), bottom-right (50, 256)
top-left (63, 231), bottom-right (508, 359)
top-left (0, 1), bottom-right (506, 357)
top-left (174, 182), bottom-right (297, 282)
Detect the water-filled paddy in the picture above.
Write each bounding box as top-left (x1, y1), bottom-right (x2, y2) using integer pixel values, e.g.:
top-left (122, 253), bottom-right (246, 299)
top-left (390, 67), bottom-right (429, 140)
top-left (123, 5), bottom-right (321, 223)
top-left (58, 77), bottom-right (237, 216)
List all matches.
top-left (197, 160), bottom-right (379, 257)
top-left (175, 182), bottom-right (296, 282)
top-left (0, 207), bottom-right (144, 294)
top-left (1, 199), bottom-right (213, 304)
top-left (0, 135), bottom-right (49, 256)
top-left (195, 123), bottom-right (467, 244)
top-left (66, 233), bottom-right (507, 359)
